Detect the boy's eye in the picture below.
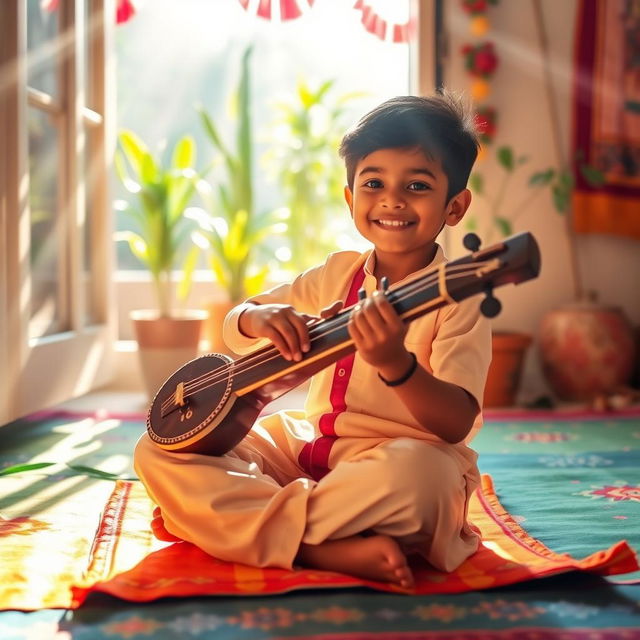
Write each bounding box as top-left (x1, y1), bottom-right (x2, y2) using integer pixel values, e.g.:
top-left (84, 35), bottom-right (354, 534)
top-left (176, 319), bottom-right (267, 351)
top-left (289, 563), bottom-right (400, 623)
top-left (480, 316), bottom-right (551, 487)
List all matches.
top-left (363, 178), bottom-right (383, 189)
top-left (407, 181), bottom-right (430, 191)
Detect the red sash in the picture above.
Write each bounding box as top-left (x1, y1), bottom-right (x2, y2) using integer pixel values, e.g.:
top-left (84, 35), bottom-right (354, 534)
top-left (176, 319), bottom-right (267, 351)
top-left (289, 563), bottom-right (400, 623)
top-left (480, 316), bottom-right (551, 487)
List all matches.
top-left (297, 265), bottom-right (366, 480)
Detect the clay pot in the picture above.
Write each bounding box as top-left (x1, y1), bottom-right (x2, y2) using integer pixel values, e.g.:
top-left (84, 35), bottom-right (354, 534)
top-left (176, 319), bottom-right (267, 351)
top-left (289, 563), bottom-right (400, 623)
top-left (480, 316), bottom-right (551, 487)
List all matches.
top-left (202, 299), bottom-right (237, 355)
top-left (131, 309), bottom-right (207, 399)
top-left (483, 332), bottom-right (532, 408)
top-left (538, 303), bottom-right (635, 401)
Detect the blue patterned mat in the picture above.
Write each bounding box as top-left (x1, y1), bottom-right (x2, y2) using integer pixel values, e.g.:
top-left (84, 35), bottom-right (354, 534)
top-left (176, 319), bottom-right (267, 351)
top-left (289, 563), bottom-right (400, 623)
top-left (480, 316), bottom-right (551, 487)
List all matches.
top-left (0, 407), bottom-right (638, 638)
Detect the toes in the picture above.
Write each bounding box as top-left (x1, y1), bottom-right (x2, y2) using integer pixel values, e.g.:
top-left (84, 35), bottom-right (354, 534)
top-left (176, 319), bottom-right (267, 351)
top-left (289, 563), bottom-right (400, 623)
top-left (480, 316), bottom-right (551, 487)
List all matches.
top-left (393, 565), bottom-right (414, 588)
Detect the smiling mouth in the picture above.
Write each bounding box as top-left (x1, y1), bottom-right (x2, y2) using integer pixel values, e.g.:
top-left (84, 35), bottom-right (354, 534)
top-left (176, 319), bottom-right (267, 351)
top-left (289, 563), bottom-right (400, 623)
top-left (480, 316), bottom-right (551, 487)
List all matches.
top-left (373, 219), bottom-right (415, 229)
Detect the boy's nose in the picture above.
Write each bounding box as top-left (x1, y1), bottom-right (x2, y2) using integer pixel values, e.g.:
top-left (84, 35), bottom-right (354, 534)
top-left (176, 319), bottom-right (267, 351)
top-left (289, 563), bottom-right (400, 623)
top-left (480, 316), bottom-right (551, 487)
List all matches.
top-left (381, 193), bottom-right (406, 209)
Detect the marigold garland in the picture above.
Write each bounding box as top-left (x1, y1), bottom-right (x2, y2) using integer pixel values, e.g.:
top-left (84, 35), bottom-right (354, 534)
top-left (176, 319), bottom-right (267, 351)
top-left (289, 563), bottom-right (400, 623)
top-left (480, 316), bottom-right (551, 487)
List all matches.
top-left (460, 0), bottom-right (500, 148)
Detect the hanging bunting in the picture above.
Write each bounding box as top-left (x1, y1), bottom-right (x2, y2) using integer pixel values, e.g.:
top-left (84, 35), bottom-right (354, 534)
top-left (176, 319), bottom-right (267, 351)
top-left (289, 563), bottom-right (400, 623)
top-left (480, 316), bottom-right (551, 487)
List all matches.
top-left (237, 0), bottom-right (315, 22)
top-left (42, 0), bottom-right (136, 24)
top-left (352, 1), bottom-right (412, 43)
top-left (116, 0), bottom-right (136, 24)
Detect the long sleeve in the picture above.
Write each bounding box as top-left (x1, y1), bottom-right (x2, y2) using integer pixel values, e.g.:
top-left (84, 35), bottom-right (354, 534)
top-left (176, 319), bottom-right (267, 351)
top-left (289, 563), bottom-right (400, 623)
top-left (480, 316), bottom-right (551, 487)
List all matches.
top-left (223, 253), bottom-right (362, 354)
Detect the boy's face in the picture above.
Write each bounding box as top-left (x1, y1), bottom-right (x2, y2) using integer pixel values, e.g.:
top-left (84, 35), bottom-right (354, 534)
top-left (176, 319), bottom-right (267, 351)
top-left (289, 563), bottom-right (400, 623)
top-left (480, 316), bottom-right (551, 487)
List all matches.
top-left (344, 146), bottom-right (470, 269)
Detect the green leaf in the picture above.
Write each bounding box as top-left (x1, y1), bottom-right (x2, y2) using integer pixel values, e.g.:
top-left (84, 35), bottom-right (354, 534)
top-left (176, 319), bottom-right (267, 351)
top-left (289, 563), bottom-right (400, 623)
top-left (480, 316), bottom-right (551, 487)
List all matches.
top-left (298, 81), bottom-right (315, 109)
top-left (118, 130), bottom-right (148, 178)
top-left (66, 464), bottom-right (133, 480)
top-left (177, 245), bottom-right (200, 301)
top-left (119, 130), bottom-right (159, 184)
top-left (113, 230), bottom-right (149, 265)
top-left (198, 108), bottom-right (230, 159)
top-left (579, 163), bottom-right (606, 187)
top-left (558, 170), bottom-right (574, 189)
top-left (114, 150), bottom-right (141, 193)
top-left (0, 461), bottom-right (134, 481)
top-left (469, 172), bottom-right (484, 194)
top-left (225, 210), bottom-right (250, 263)
top-left (0, 462), bottom-right (56, 476)
top-left (529, 169), bottom-right (555, 187)
top-left (496, 146), bottom-right (514, 171)
top-left (244, 266), bottom-right (269, 297)
top-left (551, 186), bottom-right (568, 213)
top-left (494, 216), bottom-right (512, 236)
top-left (315, 79), bottom-right (334, 103)
top-left (172, 135), bottom-right (196, 170)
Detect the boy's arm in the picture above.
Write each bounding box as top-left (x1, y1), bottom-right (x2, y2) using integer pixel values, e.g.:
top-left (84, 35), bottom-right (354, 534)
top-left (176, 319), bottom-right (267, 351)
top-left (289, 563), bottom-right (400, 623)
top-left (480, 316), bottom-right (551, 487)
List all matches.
top-left (378, 355), bottom-right (480, 444)
top-left (223, 266), bottom-right (324, 354)
top-left (348, 290), bottom-right (490, 444)
top-left (223, 261), bottom-right (343, 359)
top-left (237, 300), bottom-right (342, 362)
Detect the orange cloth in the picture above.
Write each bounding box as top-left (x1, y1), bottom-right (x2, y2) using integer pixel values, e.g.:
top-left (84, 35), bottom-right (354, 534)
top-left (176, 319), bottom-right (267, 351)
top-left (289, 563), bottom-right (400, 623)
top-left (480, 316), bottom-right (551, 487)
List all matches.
top-left (0, 475), bottom-right (637, 610)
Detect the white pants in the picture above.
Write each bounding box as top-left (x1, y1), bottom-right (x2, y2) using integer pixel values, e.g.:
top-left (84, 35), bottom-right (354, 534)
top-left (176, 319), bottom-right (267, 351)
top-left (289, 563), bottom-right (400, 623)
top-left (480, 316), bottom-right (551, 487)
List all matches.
top-left (134, 418), bottom-right (480, 572)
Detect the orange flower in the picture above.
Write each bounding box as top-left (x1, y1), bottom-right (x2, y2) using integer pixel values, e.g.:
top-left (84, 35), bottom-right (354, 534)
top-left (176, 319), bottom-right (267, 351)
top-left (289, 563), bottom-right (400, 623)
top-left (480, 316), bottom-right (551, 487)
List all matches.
top-left (471, 78), bottom-right (491, 101)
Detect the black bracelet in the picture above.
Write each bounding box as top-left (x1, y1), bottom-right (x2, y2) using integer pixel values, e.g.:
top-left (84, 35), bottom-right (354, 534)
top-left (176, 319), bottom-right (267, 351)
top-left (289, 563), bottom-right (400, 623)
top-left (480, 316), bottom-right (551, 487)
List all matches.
top-left (378, 352), bottom-right (418, 387)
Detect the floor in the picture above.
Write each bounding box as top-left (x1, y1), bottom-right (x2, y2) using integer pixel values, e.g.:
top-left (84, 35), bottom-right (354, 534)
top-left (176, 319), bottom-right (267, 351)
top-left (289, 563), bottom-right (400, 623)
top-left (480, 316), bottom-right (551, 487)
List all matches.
top-left (2, 393), bottom-right (639, 639)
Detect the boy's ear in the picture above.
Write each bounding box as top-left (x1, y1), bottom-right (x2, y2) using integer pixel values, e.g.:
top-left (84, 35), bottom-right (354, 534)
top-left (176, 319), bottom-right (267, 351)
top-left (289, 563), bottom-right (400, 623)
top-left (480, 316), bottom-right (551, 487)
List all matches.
top-left (344, 185), bottom-right (353, 215)
top-left (444, 188), bottom-right (472, 227)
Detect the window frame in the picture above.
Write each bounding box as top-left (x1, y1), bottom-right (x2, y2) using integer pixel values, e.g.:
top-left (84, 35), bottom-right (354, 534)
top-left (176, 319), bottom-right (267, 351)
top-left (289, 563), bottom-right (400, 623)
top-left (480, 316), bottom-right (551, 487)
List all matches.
top-left (0, 0), bottom-right (115, 424)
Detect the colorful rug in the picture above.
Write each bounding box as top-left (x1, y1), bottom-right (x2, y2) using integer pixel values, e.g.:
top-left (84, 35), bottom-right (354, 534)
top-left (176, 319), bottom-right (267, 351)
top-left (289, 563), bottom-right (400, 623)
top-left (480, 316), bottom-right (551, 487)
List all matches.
top-left (1, 473), bottom-right (636, 611)
top-left (0, 406), bottom-right (639, 638)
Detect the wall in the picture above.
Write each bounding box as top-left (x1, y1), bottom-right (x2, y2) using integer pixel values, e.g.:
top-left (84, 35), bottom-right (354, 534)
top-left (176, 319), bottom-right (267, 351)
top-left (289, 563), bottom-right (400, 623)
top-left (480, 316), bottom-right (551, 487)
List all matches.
top-left (442, 0), bottom-right (640, 403)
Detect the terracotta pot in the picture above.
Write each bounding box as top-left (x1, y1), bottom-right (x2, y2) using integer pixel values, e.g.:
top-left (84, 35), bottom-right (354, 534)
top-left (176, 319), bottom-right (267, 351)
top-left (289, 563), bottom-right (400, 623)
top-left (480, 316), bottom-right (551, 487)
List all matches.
top-left (131, 309), bottom-right (207, 399)
top-left (538, 303), bottom-right (635, 401)
top-left (483, 332), bottom-right (532, 408)
top-left (203, 299), bottom-right (237, 355)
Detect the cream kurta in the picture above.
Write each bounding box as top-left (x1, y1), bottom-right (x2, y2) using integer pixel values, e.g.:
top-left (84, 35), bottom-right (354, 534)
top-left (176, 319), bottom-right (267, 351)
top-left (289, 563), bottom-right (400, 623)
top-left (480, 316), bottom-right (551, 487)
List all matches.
top-left (134, 246), bottom-right (492, 572)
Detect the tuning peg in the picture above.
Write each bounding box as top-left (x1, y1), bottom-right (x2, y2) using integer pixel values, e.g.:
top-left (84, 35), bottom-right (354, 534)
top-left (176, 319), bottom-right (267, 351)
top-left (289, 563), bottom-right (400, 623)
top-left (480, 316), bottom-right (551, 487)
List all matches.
top-left (358, 287), bottom-right (367, 301)
top-left (463, 233), bottom-right (481, 252)
top-left (380, 276), bottom-right (389, 292)
top-left (480, 287), bottom-right (502, 318)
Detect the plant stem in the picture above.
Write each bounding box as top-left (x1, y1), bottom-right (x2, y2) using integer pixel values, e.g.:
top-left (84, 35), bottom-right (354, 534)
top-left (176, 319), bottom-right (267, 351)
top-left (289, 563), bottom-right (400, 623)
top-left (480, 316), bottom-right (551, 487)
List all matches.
top-left (155, 273), bottom-right (171, 317)
top-left (487, 169), bottom-right (513, 244)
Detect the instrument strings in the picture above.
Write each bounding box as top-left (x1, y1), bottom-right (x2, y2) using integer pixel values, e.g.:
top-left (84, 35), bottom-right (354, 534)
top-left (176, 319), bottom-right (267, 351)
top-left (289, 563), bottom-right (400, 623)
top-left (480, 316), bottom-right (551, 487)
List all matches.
top-left (160, 261), bottom-right (490, 412)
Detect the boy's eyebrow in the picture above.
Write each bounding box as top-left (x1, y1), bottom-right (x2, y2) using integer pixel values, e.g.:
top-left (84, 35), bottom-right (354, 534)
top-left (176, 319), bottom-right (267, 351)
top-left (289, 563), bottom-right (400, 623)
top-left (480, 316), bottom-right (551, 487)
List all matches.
top-left (358, 165), bottom-right (438, 180)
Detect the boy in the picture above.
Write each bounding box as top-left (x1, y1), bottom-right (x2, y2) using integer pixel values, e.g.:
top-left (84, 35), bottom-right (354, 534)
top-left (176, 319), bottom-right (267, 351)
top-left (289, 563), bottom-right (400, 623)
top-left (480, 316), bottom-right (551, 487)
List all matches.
top-left (134, 92), bottom-right (492, 590)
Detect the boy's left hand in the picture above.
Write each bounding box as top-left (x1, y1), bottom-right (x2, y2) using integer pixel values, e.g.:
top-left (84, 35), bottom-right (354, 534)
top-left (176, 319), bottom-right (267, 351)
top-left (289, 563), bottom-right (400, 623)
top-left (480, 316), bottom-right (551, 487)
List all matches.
top-left (348, 289), bottom-right (410, 374)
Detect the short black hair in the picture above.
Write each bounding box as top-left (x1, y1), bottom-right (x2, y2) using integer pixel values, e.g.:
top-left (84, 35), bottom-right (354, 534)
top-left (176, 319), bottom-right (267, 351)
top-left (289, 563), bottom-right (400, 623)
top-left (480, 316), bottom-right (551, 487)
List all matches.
top-left (339, 91), bottom-right (480, 201)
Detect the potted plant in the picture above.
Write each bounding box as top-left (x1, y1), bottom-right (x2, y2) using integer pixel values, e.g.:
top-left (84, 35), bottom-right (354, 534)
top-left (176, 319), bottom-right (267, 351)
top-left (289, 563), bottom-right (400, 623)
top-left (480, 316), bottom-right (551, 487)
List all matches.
top-left (114, 130), bottom-right (207, 398)
top-left (183, 201), bottom-right (286, 353)
top-left (190, 46), bottom-right (287, 352)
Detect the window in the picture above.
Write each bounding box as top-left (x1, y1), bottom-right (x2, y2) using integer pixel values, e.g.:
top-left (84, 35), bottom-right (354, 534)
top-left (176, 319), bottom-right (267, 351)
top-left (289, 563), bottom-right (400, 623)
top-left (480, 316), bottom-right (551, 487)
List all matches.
top-left (0, 0), bottom-right (114, 424)
top-left (112, 0), bottom-right (438, 338)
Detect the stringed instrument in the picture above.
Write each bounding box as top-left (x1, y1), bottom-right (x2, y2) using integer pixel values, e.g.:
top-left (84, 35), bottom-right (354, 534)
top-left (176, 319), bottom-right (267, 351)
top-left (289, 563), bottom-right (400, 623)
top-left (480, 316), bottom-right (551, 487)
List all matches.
top-left (146, 232), bottom-right (541, 456)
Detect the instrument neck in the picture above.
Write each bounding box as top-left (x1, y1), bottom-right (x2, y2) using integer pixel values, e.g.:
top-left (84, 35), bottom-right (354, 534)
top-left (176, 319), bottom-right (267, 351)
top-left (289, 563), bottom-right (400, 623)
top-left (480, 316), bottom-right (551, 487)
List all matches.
top-left (230, 269), bottom-right (449, 396)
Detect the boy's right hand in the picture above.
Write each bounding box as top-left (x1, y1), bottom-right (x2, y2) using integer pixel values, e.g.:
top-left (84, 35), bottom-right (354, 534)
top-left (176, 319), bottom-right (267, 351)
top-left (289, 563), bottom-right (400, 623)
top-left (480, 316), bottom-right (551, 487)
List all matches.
top-left (239, 301), bottom-right (343, 362)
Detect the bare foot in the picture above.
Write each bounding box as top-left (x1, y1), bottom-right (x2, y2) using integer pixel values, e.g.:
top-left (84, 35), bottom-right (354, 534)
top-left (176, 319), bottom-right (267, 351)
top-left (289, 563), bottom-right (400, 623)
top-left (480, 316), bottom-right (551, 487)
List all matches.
top-left (297, 534), bottom-right (414, 589)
